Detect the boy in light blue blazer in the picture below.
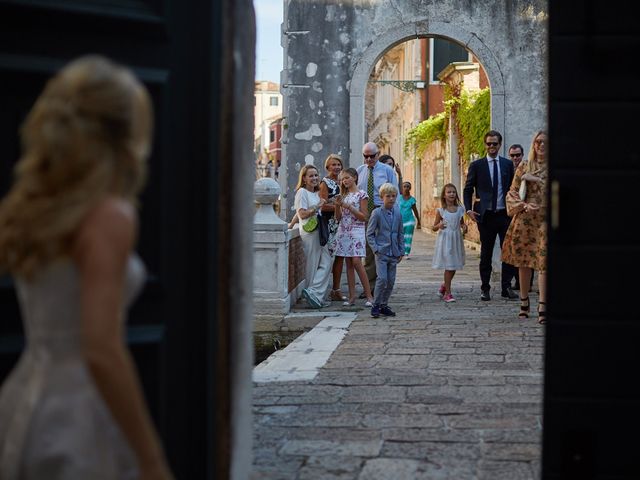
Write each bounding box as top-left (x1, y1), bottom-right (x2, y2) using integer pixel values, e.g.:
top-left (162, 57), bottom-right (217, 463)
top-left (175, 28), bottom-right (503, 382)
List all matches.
top-left (366, 182), bottom-right (405, 318)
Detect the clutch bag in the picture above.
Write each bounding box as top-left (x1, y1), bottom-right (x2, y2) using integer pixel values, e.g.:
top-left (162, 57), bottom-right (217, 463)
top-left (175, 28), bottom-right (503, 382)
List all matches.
top-left (519, 179), bottom-right (527, 200)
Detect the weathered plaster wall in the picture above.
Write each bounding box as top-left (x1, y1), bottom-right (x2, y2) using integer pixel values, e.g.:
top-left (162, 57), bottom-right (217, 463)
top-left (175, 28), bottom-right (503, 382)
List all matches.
top-left (282, 0), bottom-right (548, 220)
top-left (420, 139), bottom-right (447, 225)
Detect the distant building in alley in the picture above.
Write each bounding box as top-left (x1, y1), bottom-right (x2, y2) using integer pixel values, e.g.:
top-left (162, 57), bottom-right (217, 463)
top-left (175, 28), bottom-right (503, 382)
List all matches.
top-left (254, 81), bottom-right (283, 177)
top-left (367, 38), bottom-right (488, 226)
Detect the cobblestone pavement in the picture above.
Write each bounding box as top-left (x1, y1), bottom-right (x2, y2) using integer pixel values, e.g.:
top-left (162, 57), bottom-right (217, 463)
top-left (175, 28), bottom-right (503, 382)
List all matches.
top-left (252, 229), bottom-right (544, 480)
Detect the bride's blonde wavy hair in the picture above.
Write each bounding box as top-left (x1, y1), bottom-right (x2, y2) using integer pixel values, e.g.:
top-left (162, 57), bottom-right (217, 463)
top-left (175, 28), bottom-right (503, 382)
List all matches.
top-left (0, 55), bottom-right (153, 277)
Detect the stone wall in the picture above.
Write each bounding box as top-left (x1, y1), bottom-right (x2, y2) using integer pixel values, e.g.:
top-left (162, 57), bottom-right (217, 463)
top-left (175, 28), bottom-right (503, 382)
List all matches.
top-left (288, 233), bottom-right (306, 293)
top-left (254, 178), bottom-right (306, 315)
top-left (419, 139), bottom-right (447, 229)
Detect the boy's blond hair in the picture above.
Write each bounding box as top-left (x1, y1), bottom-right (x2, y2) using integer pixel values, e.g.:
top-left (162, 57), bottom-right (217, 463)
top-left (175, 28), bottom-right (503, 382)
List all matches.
top-left (379, 182), bottom-right (398, 196)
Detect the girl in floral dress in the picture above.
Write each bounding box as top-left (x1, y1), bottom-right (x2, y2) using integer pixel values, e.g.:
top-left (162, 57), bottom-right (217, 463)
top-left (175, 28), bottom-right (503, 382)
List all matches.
top-left (334, 168), bottom-right (374, 306)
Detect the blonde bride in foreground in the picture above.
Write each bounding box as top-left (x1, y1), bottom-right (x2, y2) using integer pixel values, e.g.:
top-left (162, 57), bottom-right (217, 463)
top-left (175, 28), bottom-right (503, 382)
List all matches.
top-left (0, 55), bottom-right (173, 480)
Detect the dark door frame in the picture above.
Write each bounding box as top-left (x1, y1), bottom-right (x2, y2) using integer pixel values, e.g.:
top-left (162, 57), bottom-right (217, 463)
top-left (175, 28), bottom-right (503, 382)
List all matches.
top-left (545, 2), bottom-right (640, 478)
top-left (0, 1), bottom-right (255, 478)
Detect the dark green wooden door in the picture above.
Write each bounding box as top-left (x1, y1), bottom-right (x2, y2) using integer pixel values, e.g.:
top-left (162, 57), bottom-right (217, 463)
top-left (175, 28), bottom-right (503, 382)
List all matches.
top-left (0, 1), bottom-right (253, 477)
top-left (545, 2), bottom-right (640, 478)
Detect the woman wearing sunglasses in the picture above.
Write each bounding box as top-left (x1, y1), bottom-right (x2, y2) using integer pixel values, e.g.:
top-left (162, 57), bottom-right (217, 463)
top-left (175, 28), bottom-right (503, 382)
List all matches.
top-left (502, 131), bottom-right (549, 324)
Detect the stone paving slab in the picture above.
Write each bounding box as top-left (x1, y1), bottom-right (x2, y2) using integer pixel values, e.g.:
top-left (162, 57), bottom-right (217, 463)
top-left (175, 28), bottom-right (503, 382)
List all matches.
top-left (254, 313), bottom-right (358, 382)
top-left (252, 229), bottom-right (544, 479)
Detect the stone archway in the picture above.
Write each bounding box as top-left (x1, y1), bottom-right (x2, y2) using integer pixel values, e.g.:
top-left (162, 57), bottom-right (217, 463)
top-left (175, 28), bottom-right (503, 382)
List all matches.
top-left (349, 21), bottom-right (506, 167)
top-left (281, 1), bottom-right (547, 220)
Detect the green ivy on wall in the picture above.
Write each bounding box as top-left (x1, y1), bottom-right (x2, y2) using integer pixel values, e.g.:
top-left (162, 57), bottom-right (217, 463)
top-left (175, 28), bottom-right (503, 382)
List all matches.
top-left (454, 88), bottom-right (490, 165)
top-left (405, 87), bottom-right (490, 167)
top-left (404, 112), bottom-right (447, 158)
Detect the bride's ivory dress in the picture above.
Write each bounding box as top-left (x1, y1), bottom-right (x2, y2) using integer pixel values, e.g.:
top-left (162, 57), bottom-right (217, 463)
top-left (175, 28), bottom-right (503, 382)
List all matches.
top-left (0, 256), bottom-right (145, 479)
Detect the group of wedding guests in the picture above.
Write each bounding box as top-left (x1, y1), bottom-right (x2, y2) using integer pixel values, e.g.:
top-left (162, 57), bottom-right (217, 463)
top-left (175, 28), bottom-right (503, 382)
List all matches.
top-left (428, 128), bottom-right (548, 323)
top-left (292, 129), bottom-right (548, 325)
top-left (424, 129), bottom-right (549, 326)
top-left (463, 129), bottom-right (548, 324)
top-left (291, 144), bottom-right (411, 318)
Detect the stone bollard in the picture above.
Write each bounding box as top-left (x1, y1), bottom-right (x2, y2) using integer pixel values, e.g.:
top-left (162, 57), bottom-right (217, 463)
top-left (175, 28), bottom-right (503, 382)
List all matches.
top-left (253, 178), bottom-right (304, 315)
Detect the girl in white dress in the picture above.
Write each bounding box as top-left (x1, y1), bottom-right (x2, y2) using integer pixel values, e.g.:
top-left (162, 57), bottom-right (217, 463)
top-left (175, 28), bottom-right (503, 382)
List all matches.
top-left (294, 165), bottom-right (333, 308)
top-left (432, 183), bottom-right (468, 302)
top-left (334, 168), bottom-right (374, 306)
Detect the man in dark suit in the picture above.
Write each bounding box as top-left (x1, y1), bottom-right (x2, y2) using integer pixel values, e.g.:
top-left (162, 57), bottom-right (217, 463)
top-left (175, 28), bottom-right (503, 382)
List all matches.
top-left (463, 130), bottom-right (517, 301)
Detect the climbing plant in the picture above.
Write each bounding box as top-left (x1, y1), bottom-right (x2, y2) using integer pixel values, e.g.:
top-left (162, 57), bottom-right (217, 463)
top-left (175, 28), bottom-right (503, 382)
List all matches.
top-left (454, 88), bottom-right (490, 166)
top-left (405, 87), bottom-right (490, 168)
top-left (404, 111), bottom-right (447, 158)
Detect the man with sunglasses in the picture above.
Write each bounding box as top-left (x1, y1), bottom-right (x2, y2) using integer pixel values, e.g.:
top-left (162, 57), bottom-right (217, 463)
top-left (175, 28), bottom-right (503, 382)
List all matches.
top-left (463, 130), bottom-right (516, 301)
top-left (508, 144), bottom-right (525, 169)
top-left (357, 142), bottom-right (396, 297)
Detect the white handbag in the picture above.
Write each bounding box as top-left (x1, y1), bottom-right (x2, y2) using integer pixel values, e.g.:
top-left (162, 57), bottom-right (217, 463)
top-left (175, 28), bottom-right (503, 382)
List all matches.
top-left (519, 179), bottom-right (527, 201)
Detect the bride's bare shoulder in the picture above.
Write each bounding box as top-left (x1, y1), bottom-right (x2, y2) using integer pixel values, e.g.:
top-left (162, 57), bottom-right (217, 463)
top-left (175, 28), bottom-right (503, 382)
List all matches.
top-left (74, 197), bottom-right (137, 255)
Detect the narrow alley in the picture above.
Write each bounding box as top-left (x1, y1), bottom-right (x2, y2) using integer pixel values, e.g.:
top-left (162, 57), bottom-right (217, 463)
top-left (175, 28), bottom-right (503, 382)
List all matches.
top-left (252, 229), bottom-right (544, 480)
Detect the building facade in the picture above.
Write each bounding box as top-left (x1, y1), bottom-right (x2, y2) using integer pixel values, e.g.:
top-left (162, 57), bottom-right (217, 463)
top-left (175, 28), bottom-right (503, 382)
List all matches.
top-left (366, 37), bottom-right (489, 228)
top-left (254, 80), bottom-right (283, 176)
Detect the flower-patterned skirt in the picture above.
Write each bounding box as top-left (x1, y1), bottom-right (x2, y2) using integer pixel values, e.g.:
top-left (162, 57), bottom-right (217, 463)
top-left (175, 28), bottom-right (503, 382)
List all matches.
top-left (501, 207), bottom-right (547, 271)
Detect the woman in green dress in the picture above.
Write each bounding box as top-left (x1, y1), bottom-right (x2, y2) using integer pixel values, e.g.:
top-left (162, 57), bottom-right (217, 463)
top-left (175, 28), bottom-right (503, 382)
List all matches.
top-left (399, 181), bottom-right (421, 258)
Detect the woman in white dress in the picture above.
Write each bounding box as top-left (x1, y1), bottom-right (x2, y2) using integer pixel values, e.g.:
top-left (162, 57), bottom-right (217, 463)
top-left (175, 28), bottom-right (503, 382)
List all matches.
top-left (431, 183), bottom-right (468, 303)
top-left (294, 165), bottom-right (333, 308)
top-left (0, 56), bottom-right (173, 479)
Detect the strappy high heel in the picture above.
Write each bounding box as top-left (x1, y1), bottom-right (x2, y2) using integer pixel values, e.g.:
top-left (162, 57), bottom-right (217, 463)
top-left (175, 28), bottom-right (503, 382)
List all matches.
top-left (538, 301), bottom-right (546, 324)
top-left (519, 297), bottom-right (530, 319)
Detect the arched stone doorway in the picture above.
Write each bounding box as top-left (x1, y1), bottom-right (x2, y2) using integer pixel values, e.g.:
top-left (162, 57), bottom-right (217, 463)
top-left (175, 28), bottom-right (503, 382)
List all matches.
top-left (281, 1), bottom-right (547, 221)
top-left (349, 22), bottom-right (506, 167)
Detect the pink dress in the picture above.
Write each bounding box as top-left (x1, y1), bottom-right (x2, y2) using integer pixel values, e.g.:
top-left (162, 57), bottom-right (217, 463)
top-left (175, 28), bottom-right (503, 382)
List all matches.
top-left (334, 190), bottom-right (368, 257)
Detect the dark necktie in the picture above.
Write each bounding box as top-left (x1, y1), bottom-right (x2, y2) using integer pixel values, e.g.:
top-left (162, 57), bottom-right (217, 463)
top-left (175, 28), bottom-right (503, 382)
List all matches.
top-left (491, 159), bottom-right (498, 211)
top-left (367, 166), bottom-right (375, 214)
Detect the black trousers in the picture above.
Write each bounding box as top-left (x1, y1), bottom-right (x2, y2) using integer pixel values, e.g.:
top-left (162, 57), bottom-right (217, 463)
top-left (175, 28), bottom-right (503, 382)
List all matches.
top-left (503, 262), bottom-right (518, 289)
top-left (477, 209), bottom-right (512, 292)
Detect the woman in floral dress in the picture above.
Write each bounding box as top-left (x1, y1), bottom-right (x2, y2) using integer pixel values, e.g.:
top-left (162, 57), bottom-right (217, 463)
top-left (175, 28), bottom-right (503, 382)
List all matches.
top-left (502, 131), bottom-right (548, 324)
top-left (334, 168), bottom-right (374, 306)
